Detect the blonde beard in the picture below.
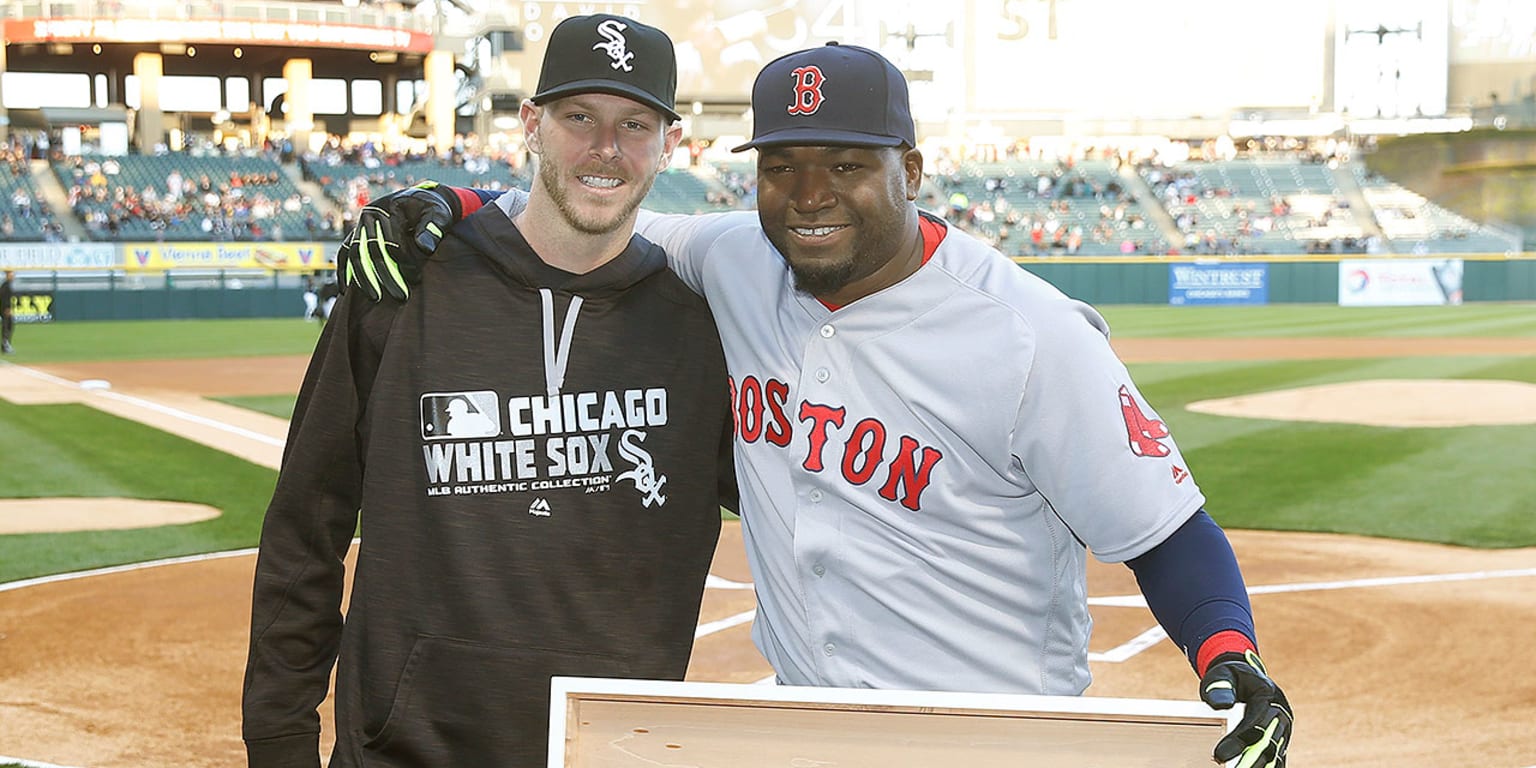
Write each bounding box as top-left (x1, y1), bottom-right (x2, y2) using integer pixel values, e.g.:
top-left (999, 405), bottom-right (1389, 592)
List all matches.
top-left (533, 152), bottom-right (658, 236)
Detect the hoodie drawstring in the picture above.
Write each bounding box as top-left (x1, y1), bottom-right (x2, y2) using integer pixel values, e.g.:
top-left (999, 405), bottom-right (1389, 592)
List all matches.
top-left (540, 288), bottom-right (583, 397)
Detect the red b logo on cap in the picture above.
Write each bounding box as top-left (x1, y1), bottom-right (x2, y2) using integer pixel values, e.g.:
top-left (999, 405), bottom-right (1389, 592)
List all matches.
top-left (787, 65), bottom-right (826, 115)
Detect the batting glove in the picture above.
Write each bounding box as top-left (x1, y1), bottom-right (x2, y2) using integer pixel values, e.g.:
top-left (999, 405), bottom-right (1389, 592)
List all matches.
top-left (1200, 650), bottom-right (1292, 767)
top-left (337, 181), bottom-right (461, 301)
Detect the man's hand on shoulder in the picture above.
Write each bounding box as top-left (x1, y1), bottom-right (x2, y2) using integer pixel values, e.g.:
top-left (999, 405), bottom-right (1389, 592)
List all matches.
top-left (336, 181), bottom-right (465, 302)
top-left (1200, 649), bottom-right (1292, 767)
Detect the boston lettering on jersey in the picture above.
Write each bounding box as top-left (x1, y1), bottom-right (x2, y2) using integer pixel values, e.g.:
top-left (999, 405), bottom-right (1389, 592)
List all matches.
top-left (730, 375), bottom-right (944, 511)
top-left (419, 387), bottom-right (669, 504)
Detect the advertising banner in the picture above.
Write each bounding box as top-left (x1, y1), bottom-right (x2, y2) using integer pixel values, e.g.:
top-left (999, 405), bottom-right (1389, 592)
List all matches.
top-left (121, 242), bottom-right (331, 272)
top-left (1169, 263), bottom-right (1269, 305)
top-left (0, 243), bottom-right (117, 270)
top-left (1338, 259), bottom-right (1463, 306)
top-left (7, 293), bottom-right (55, 323)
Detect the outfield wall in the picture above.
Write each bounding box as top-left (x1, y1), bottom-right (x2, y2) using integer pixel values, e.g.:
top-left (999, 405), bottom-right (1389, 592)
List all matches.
top-left (6, 272), bottom-right (312, 322)
top-left (1019, 254), bottom-right (1536, 305)
top-left (1, 240), bottom-right (335, 322)
top-left (46, 283), bottom-right (310, 321)
top-left (6, 252), bottom-right (1536, 321)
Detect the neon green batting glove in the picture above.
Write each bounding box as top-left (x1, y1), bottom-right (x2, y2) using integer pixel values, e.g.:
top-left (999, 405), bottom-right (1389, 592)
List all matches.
top-left (1200, 650), bottom-right (1293, 767)
top-left (337, 181), bottom-right (462, 301)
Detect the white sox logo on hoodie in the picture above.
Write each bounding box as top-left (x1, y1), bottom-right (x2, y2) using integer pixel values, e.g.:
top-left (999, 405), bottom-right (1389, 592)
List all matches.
top-left (419, 388), bottom-right (670, 506)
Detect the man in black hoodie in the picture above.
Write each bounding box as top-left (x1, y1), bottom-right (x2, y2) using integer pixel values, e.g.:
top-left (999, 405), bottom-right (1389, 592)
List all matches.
top-left (241, 15), bottom-right (735, 768)
top-left (1, 269), bottom-right (14, 354)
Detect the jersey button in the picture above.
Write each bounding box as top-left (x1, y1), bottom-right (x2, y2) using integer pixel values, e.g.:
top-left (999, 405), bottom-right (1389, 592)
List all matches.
top-left (815, 368), bottom-right (830, 382)
top-left (809, 489), bottom-right (823, 502)
top-left (812, 564), bottom-right (826, 576)
top-left (823, 643), bottom-right (836, 656)
top-left (819, 324), bottom-right (835, 338)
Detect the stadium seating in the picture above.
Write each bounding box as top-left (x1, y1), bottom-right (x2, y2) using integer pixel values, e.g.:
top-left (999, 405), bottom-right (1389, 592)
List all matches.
top-left (303, 156), bottom-right (530, 211)
top-left (938, 159), bottom-right (1166, 256)
top-left (1145, 158), bottom-right (1367, 254)
top-left (11, 147), bottom-right (1515, 257)
top-left (52, 153), bottom-right (326, 241)
top-left (644, 169), bottom-right (741, 214)
top-left (1352, 165), bottom-right (1517, 254)
top-left (305, 157), bottom-right (740, 216)
top-left (0, 162), bottom-right (53, 241)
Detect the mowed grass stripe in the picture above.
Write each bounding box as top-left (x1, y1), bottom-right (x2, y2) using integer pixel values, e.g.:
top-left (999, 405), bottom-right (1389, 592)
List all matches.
top-left (0, 305), bottom-right (1531, 366)
top-left (213, 395), bottom-right (299, 420)
top-left (1191, 419), bottom-right (1536, 547)
top-left (1135, 354), bottom-right (1536, 548)
top-left (2, 307), bottom-right (1535, 583)
top-left (1134, 355), bottom-right (1536, 406)
top-left (2, 318), bottom-right (324, 363)
top-left (0, 399), bottom-right (276, 583)
top-left (1100, 303), bottom-right (1536, 338)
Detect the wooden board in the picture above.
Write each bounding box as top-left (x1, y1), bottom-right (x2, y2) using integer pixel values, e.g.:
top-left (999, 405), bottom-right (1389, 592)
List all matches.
top-left (549, 677), bottom-right (1240, 768)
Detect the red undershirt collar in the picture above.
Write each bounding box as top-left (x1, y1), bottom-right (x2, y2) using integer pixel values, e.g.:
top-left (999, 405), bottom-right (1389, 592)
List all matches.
top-left (817, 213), bottom-right (948, 312)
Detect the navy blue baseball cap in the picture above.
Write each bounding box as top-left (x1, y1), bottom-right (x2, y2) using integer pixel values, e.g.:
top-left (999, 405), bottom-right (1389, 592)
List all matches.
top-left (733, 42), bottom-right (915, 152)
top-left (532, 14), bottom-right (681, 122)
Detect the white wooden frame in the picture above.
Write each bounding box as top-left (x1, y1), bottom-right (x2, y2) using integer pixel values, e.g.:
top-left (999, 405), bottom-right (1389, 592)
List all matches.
top-left (548, 676), bottom-right (1241, 767)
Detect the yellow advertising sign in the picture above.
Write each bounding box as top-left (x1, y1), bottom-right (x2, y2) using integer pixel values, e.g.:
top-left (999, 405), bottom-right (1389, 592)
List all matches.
top-left (9, 293), bottom-right (55, 323)
top-left (121, 242), bottom-right (333, 272)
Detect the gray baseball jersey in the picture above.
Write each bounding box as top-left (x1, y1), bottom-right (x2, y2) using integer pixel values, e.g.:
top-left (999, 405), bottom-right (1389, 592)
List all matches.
top-left (637, 209), bottom-right (1204, 695)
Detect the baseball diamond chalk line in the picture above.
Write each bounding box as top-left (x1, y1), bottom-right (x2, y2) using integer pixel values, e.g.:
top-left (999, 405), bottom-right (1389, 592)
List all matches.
top-left (8, 545), bottom-right (1533, 648)
top-left (0, 363), bottom-right (287, 453)
top-left (0, 756), bottom-right (81, 768)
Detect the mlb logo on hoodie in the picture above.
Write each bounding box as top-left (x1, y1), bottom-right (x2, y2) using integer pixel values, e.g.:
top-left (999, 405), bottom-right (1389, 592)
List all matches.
top-left (420, 391), bottom-right (501, 440)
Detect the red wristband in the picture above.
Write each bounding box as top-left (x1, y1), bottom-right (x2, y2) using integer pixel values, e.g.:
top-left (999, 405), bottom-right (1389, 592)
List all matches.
top-left (1196, 630), bottom-right (1257, 677)
top-left (449, 186), bottom-right (484, 216)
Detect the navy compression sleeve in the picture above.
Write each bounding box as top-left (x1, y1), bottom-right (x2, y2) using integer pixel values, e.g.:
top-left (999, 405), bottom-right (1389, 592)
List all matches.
top-left (1125, 510), bottom-right (1256, 674)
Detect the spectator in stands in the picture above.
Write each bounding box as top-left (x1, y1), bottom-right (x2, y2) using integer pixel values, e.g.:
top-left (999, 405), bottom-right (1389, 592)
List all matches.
top-left (10, 187), bottom-right (32, 218)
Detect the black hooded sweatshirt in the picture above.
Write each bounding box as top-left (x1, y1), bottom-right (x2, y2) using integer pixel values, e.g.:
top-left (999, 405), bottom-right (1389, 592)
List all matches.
top-left (243, 204), bottom-right (736, 768)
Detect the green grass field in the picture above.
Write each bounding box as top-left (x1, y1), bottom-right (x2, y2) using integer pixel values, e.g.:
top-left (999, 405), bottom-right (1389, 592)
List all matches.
top-left (1, 305), bottom-right (1533, 584)
top-left (0, 398), bottom-right (277, 583)
top-left (212, 395), bottom-right (300, 420)
top-left (0, 317), bottom-right (324, 363)
top-left (1099, 303), bottom-right (1536, 337)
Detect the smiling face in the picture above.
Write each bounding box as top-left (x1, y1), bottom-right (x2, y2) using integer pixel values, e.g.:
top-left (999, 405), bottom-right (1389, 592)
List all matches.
top-left (755, 145), bottom-right (925, 305)
top-left (523, 92), bottom-right (682, 236)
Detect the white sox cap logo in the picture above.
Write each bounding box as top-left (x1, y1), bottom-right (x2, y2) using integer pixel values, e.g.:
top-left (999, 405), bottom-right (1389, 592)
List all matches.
top-left (531, 14), bottom-right (679, 120)
top-left (593, 19), bottom-right (635, 72)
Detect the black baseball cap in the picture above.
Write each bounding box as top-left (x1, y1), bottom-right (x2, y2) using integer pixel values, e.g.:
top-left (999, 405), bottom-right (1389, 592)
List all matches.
top-left (733, 42), bottom-right (915, 152)
top-left (531, 14), bottom-right (681, 122)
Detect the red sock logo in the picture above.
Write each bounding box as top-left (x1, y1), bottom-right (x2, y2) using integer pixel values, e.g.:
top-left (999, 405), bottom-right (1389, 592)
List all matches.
top-left (1119, 385), bottom-right (1170, 458)
top-left (788, 66), bottom-right (826, 115)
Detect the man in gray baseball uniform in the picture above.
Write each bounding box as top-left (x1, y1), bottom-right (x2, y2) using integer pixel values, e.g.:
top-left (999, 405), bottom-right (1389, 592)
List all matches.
top-left (342, 42), bottom-right (1291, 768)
